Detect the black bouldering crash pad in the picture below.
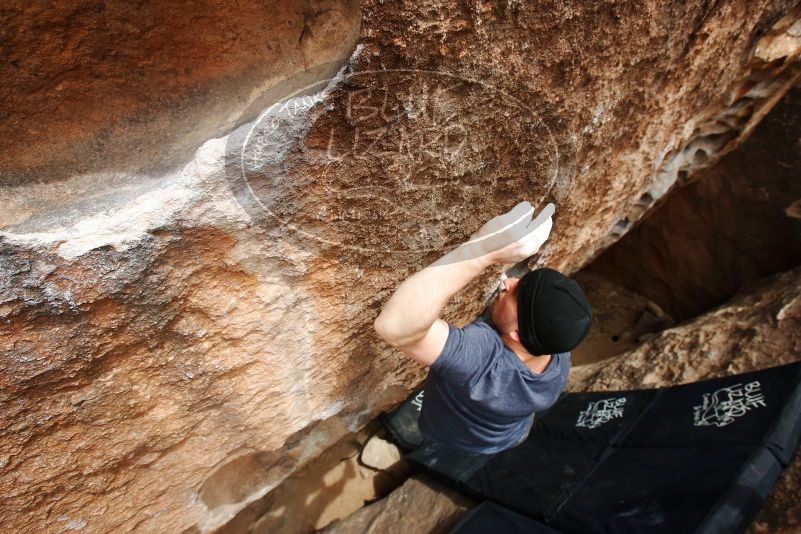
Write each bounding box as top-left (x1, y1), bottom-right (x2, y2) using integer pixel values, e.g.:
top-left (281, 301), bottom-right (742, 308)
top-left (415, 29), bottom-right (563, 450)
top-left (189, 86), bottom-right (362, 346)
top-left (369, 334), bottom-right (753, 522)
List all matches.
top-left (449, 501), bottom-right (562, 533)
top-left (382, 362), bottom-right (801, 533)
top-left (380, 388), bottom-right (425, 450)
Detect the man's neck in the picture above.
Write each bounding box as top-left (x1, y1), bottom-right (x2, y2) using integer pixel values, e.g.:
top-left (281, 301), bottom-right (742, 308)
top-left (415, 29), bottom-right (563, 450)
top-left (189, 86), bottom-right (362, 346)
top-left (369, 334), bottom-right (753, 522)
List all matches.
top-left (500, 334), bottom-right (553, 373)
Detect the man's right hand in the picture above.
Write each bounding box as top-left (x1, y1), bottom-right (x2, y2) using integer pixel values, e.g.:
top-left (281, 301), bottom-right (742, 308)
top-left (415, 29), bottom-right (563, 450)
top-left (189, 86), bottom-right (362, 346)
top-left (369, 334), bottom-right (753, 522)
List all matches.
top-left (463, 201), bottom-right (554, 265)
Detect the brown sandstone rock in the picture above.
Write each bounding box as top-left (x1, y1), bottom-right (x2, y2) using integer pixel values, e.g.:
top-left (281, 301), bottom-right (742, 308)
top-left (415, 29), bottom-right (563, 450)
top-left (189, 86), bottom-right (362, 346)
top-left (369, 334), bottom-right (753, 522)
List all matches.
top-left (568, 268), bottom-right (801, 391)
top-left (570, 270), bottom-right (665, 365)
top-left (321, 476), bottom-right (475, 534)
top-left (2, 1), bottom-right (801, 532)
top-left (0, 0), bottom-right (362, 191)
top-left (360, 435), bottom-right (403, 471)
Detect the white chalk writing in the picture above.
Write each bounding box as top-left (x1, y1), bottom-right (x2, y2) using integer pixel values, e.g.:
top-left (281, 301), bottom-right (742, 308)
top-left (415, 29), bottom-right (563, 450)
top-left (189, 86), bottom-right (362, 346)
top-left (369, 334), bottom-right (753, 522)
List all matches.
top-left (410, 390), bottom-right (425, 412)
top-left (693, 381), bottom-right (766, 427)
top-left (576, 397), bottom-right (627, 429)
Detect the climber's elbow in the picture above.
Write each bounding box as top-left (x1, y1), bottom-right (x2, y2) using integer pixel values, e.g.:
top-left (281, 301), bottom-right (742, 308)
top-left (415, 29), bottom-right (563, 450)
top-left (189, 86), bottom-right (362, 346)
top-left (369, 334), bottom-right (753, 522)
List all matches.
top-left (374, 315), bottom-right (428, 348)
top-left (373, 315), bottom-right (398, 345)
top-left (373, 315), bottom-right (412, 347)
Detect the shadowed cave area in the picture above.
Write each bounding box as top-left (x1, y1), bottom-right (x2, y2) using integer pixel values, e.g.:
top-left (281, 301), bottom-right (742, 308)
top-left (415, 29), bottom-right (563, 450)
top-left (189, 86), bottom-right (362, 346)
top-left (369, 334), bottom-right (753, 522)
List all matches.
top-left (573, 84), bottom-right (801, 366)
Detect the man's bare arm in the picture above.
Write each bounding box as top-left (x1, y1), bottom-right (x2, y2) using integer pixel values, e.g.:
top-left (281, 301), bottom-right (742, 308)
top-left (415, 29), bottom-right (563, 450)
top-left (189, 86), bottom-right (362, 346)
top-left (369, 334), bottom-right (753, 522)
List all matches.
top-left (373, 250), bottom-right (494, 348)
top-left (373, 201), bottom-right (554, 361)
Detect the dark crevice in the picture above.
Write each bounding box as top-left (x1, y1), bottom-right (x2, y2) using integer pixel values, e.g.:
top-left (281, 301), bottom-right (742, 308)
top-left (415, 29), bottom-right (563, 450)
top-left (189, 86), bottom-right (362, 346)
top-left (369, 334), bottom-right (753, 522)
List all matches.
top-left (572, 83), bottom-right (801, 366)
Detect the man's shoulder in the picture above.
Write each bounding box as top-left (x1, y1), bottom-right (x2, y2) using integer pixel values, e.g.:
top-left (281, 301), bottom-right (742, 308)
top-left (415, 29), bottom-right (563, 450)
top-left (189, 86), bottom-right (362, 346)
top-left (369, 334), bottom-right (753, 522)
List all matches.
top-left (429, 318), bottom-right (501, 383)
top-left (554, 352), bottom-right (572, 381)
top-left (465, 317), bottom-right (503, 347)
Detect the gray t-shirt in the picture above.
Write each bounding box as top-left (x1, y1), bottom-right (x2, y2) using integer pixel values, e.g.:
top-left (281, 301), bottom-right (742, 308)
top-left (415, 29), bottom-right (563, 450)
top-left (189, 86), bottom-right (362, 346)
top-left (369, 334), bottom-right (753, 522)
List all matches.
top-left (418, 316), bottom-right (570, 454)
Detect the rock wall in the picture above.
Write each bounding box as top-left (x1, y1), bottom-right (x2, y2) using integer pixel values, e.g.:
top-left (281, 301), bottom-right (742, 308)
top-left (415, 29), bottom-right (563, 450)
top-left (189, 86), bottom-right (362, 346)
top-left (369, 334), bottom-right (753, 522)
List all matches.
top-left (0, 0), bottom-right (361, 193)
top-left (322, 476), bottom-right (474, 534)
top-left (2, 1), bottom-right (801, 532)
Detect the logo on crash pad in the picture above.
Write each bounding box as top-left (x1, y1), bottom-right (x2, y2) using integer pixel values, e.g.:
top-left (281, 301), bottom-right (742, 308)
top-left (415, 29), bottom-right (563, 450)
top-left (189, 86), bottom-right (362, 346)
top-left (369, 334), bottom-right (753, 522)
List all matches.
top-left (575, 397), bottom-right (627, 429)
top-left (693, 381), bottom-right (766, 427)
top-left (410, 390), bottom-right (424, 412)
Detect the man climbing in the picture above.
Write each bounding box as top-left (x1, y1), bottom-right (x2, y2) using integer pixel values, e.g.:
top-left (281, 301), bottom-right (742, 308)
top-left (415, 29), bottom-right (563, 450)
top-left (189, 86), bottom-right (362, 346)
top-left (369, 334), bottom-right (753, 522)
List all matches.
top-left (373, 201), bottom-right (592, 454)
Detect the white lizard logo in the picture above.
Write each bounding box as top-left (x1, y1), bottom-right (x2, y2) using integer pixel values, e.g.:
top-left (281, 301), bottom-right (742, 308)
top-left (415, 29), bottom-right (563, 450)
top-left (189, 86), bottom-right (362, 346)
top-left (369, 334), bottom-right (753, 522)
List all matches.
top-left (576, 397), bottom-right (627, 429)
top-left (693, 381), bottom-right (766, 427)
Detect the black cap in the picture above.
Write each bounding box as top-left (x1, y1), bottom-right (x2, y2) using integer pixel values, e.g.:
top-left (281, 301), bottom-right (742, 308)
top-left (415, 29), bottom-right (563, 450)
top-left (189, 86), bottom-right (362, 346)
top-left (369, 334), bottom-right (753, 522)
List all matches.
top-left (516, 268), bottom-right (592, 355)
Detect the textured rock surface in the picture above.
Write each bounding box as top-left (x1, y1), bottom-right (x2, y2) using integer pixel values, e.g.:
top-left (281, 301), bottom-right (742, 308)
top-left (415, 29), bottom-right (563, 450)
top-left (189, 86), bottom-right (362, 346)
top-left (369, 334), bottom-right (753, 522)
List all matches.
top-left (2, 1), bottom-right (801, 532)
top-left (569, 267), bottom-right (801, 530)
top-left (0, 0), bottom-right (361, 192)
top-left (321, 476), bottom-right (475, 534)
top-left (360, 436), bottom-right (403, 471)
